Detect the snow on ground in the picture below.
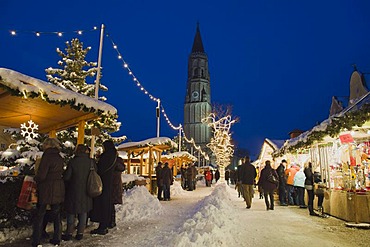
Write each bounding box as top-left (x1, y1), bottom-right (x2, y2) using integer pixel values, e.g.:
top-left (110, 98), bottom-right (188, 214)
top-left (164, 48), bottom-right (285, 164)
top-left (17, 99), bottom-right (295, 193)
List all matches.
top-left (170, 180), bottom-right (187, 197)
top-left (2, 181), bottom-right (370, 247)
top-left (170, 183), bottom-right (237, 247)
top-left (115, 185), bottom-right (163, 222)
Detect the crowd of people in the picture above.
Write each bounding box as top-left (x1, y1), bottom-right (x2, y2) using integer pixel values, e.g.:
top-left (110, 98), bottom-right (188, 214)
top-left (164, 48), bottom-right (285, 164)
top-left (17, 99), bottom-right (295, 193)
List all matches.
top-left (233, 156), bottom-right (327, 216)
top-left (31, 138), bottom-right (125, 247)
top-left (32, 139), bottom-right (327, 247)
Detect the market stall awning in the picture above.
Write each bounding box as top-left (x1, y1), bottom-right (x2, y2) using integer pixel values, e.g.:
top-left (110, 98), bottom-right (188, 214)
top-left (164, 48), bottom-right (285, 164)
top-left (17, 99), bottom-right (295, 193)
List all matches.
top-left (161, 151), bottom-right (197, 163)
top-left (117, 137), bottom-right (177, 154)
top-left (0, 68), bottom-right (117, 133)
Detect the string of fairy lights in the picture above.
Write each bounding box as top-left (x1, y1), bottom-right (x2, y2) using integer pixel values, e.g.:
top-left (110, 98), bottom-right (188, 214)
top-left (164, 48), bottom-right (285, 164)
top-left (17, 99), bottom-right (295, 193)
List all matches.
top-left (7, 25), bottom-right (209, 160)
top-left (105, 31), bottom-right (208, 159)
top-left (9, 26), bottom-right (99, 37)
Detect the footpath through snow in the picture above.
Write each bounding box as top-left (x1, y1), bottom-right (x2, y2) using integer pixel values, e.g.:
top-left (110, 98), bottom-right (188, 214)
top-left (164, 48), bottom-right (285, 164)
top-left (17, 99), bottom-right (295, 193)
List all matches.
top-left (1, 181), bottom-right (370, 247)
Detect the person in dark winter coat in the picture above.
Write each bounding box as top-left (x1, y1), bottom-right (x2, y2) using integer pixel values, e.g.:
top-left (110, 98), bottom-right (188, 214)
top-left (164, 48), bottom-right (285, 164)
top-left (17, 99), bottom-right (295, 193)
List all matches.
top-left (237, 156), bottom-right (257, 209)
top-left (109, 156), bottom-right (125, 228)
top-left (276, 160), bottom-right (288, 206)
top-left (62, 144), bottom-right (94, 241)
top-left (90, 140), bottom-right (117, 235)
top-left (304, 162), bottom-right (318, 216)
top-left (32, 138), bottom-right (65, 247)
top-left (156, 162), bottom-right (164, 199)
top-left (215, 169), bottom-right (220, 183)
top-left (191, 163), bottom-right (197, 190)
top-left (314, 171), bottom-right (327, 216)
top-left (225, 170), bottom-right (230, 185)
top-left (162, 162), bottom-right (173, 200)
top-left (186, 164), bottom-right (195, 191)
top-left (258, 160), bottom-right (279, 210)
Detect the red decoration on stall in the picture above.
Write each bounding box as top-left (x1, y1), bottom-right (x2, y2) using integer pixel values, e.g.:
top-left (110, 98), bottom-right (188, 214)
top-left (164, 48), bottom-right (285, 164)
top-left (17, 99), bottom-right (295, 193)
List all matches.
top-left (350, 156), bottom-right (356, 166)
top-left (339, 133), bottom-right (354, 144)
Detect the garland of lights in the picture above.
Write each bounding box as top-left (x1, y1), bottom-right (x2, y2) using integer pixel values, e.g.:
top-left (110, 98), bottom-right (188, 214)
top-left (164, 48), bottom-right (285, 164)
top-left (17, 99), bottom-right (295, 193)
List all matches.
top-left (182, 132), bottom-right (209, 159)
top-left (0, 84), bottom-right (117, 120)
top-left (275, 103), bottom-right (370, 157)
top-left (9, 27), bottom-right (99, 37)
top-left (104, 30), bottom-right (209, 158)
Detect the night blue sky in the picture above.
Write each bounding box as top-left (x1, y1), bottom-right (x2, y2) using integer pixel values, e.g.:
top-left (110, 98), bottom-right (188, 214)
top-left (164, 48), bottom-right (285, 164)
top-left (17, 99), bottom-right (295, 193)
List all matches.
top-left (2, 1), bottom-right (370, 157)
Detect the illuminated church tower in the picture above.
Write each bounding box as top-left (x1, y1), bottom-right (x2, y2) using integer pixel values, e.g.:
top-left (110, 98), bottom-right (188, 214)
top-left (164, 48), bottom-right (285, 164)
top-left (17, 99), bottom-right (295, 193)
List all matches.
top-left (184, 24), bottom-right (212, 153)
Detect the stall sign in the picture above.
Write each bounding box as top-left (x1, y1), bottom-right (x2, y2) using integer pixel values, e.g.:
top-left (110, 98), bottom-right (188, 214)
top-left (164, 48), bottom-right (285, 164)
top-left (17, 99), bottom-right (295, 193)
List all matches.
top-left (339, 133), bottom-right (354, 144)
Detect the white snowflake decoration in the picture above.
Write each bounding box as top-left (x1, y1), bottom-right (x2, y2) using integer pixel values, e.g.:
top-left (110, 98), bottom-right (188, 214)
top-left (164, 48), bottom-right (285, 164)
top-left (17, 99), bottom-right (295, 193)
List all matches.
top-left (20, 120), bottom-right (39, 140)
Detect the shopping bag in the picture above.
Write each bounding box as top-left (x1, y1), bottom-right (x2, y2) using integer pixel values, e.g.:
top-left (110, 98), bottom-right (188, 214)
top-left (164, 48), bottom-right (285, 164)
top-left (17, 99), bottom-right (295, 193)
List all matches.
top-left (17, 175), bottom-right (37, 210)
top-left (87, 162), bottom-right (103, 198)
top-left (267, 171), bottom-right (279, 185)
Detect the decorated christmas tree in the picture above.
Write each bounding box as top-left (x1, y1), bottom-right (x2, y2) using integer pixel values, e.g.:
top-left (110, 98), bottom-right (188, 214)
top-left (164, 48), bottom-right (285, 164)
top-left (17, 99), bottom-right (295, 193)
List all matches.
top-left (45, 38), bottom-right (125, 150)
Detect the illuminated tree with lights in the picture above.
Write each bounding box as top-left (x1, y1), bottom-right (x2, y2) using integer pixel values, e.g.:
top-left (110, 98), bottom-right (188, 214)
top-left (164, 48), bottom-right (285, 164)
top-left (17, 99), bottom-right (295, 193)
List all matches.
top-left (45, 38), bottom-right (105, 97)
top-left (202, 105), bottom-right (236, 182)
top-left (45, 38), bottom-right (124, 149)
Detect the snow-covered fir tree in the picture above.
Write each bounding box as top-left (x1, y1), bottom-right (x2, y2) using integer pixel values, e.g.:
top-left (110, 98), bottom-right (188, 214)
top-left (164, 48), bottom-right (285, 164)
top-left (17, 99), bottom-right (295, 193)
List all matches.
top-left (46, 38), bottom-right (125, 150)
top-left (45, 38), bottom-right (108, 98)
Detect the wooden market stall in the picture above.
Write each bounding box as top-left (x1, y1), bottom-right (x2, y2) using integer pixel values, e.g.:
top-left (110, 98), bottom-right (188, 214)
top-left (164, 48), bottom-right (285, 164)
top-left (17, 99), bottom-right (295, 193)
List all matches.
top-left (255, 138), bottom-right (285, 169)
top-left (117, 137), bottom-right (177, 193)
top-left (161, 151), bottom-right (197, 176)
top-left (277, 70), bottom-right (370, 223)
top-left (0, 68), bottom-right (117, 144)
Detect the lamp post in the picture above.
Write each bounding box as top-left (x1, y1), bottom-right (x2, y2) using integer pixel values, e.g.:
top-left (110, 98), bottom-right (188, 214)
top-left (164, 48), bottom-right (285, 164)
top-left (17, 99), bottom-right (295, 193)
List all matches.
top-left (156, 99), bottom-right (160, 138)
top-left (91, 23), bottom-right (105, 158)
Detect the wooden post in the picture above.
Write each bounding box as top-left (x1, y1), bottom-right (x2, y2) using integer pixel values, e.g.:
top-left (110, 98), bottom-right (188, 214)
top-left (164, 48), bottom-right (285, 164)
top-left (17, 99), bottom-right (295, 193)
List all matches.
top-left (127, 151), bottom-right (131, 174)
top-left (149, 147), bottom-right (153, 193)
top-left (173, 158), bottom-right (178, 176)
top-left (77, 120), bottom-right (85, 144)
top-left (140, 154), bottom-right (144, 175)
top-left (49, 129), bottom-right (56, 138)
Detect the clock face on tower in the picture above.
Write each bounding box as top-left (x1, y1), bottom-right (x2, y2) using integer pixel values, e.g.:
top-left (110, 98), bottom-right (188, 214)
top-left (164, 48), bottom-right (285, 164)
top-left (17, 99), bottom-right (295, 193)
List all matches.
top-left (192, 91), bottom-right (199, 99)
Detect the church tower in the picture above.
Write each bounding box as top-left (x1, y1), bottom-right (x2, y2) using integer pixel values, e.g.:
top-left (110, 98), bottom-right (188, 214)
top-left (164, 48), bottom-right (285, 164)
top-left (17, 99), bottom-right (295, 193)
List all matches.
top-left (184, 24), bottom-right (212, 152)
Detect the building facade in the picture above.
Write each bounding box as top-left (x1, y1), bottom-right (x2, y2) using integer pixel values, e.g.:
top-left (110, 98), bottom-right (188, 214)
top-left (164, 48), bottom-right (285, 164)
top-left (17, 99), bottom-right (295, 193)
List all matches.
top-left (184, 24), bottom-right (212, 154)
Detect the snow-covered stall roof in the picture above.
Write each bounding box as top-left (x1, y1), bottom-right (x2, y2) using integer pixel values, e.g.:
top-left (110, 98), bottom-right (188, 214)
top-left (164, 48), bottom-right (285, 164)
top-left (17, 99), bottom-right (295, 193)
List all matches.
top-left (117, 137), bottom-right (177, 151)
top-left (0, 68), bottom-right (117, 132)
top-left (161, 151), bottom-right (197, 162)
top-left (265, 138), bottom-right (285, 150)
top-left (118, 151), bottom-right (150, 160)
top-left (280, 91), bottom-right (370, 152)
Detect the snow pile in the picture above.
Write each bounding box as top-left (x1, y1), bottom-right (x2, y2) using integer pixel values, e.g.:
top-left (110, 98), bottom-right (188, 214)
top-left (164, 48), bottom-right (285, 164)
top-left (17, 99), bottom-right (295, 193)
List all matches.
top-left (171, 183), bottom-right (237, 247)
top-left (0, 227), bottom-right (32, 244)
top-left (121, 174), bottom-right (145, 184)
top-left (115, 186), bottom-right (163, 222)
top-left (170, 180), bottom-right (186, 197)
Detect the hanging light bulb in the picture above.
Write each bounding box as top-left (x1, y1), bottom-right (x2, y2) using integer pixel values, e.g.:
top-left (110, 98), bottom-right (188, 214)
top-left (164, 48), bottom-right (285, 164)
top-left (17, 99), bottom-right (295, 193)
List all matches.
top-left (113, 45), bottom-right (118, 49)
top-left (118, 55), bottom-right (122, 59)
top-left (35, 32), bottom-right (40, 37)
top-left (10, 30), bottom-right (16, 35)
top-left (77, 30), bottom-right (83, 35)
top-left (57, 32), bottom-right (63, 37)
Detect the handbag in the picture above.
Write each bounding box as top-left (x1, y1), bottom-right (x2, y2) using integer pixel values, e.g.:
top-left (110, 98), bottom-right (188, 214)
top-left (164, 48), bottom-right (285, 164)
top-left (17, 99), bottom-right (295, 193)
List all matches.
top-left (267, 171), bottom-right (279, 185)
top-left (17, 175), bottom-right (37, 210)
top-left (87, 160), bottom-right (103, 198)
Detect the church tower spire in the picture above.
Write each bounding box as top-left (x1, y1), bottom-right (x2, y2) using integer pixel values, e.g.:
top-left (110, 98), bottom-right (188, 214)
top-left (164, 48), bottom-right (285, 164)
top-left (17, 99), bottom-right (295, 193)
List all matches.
top-left (191, 22), bottom-right (205, 53)
top-left (184, 23), bottom-right (212, 161)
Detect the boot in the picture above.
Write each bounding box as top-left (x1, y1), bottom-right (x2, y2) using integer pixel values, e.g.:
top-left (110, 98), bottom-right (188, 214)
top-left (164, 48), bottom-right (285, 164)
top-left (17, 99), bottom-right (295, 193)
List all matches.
top-left (309, 205), bottom-right (318, 216)
top-left (318, 206), bottom-right (323, 215)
